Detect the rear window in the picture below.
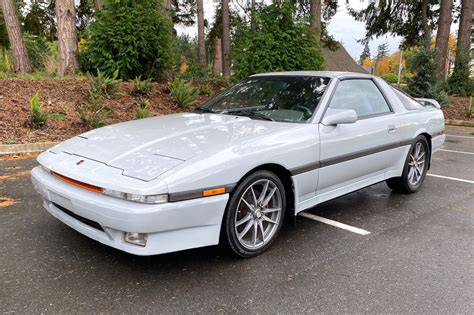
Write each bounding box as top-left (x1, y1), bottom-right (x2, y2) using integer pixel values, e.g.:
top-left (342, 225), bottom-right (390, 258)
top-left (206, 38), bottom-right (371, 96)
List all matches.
top-left (393, 88), bottom-right (424, 110)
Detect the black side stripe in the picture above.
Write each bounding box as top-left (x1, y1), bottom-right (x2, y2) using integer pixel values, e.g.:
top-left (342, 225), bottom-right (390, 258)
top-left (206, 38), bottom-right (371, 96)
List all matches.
top-left (290, 139), bottom-right (414, 176)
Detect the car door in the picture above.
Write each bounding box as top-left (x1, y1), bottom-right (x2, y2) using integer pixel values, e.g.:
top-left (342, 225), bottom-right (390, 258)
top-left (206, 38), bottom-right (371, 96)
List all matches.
top-left (316, 78), bottom-right (401, 199)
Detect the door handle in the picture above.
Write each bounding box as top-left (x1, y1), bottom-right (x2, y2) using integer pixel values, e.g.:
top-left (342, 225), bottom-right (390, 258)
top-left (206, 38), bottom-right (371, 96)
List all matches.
top-left (387, 125), bottom-right (398, 133)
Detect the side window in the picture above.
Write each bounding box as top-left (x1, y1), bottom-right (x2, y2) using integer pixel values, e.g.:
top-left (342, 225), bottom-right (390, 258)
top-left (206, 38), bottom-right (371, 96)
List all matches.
top-left (392, 88), bottom-right (424, 110)
top-left (329, 79), bottom-right (391, 117)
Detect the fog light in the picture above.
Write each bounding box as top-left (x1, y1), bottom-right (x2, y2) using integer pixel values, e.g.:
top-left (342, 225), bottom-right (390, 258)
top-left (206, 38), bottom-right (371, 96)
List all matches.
top-left (124, 232), bottom-right (147, 247)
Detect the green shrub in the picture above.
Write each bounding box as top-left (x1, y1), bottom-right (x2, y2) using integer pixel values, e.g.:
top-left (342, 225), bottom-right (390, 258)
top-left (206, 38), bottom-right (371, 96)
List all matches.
top-left (135, 99), bottom-right (152, 119)
top-left (199, 83), bottom-right (213, 96)
top-left (448, 50), bottom-right (474, 97)
top-left (169, 78), bottom-right (198, 108)
top-left (381, 73), bottom-right (398, 84)
top-left (24, 33), bottom-right (49, 71)
top-left (87, 69), bottom-right (121, 99)
top-left (406, 46), bottom-right (448, 105)
top-left (132, 75), bottom-right (154, 97)
top-left (1, 50), bottom-right (11, 72)
top-left (30, 92), bottom-right (48, 126)
top-left (75, 97), bottom-right (110, 128)
top-left (232, 3), bottom-right (324, 80)
top-left (81, 0), bottom-right (176, 80)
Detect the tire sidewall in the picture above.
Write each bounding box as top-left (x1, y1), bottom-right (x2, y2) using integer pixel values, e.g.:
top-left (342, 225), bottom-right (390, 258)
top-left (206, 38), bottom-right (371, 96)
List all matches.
top-left (224, 170), bottom-right (286, 258)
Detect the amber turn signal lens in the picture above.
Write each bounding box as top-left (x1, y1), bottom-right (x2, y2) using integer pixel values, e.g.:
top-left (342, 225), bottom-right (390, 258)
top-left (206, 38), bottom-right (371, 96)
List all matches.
top-left (52, 172), bottom-right (103, 194)
top-left (202, 187), bottom-right (225, 197)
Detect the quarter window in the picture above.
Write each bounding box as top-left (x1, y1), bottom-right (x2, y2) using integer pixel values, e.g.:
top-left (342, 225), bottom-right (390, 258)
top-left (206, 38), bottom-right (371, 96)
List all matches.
top-left (329, 79), bottom-right (391, 117)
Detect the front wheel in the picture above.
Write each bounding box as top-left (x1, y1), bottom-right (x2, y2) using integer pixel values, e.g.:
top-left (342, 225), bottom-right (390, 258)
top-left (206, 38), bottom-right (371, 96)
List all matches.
top-left (386, 136), bottom-right (430, 193)
top-left (222, 170), bottom-right (286, 258)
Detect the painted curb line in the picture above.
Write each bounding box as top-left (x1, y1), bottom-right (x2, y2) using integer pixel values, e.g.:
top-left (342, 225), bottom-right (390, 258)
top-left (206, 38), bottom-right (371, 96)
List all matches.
top-left (445, 119), bottom-right (474, 127)
top-left (0, 142), bottom-right (58, 155)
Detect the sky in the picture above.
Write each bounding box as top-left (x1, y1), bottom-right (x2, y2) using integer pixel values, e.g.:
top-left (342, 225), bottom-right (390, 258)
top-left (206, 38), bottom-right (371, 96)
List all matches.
top-left (177, 0), bottom-right (459, 62)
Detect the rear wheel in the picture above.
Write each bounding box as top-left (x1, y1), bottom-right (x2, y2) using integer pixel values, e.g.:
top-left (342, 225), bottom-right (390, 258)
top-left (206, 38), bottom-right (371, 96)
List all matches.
top-left (386, 136), bottom-right (430, 193)
top-left (222, 170), bottom-right (286, 258)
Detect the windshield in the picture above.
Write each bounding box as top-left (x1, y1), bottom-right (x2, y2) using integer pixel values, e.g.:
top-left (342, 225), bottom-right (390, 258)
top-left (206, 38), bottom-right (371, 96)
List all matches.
top-left (198, 76), bottom-right (331, 123)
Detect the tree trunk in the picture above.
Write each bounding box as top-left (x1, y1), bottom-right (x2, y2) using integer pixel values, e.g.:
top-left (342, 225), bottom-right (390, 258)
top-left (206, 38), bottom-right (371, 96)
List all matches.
top-left (221, 0), bottom-right (230, 78)
top-left (163, 0), bottom-right (172, 21)
top-left (250, 0), bottom-right (256, 30)
top-left (212, 36), bottom-right (222, 76)
top-left (0, 0), bottom-right (32, 73)
top-left (309, 0), bottom-right (321, 41)
top-left (435, 0), bottom-right (453, 79)
top-left (56, 0), bottom-right (78, 76)
top-left (421, 0), bottom-right (430, 48)
top-left (93, 0), bottom-right (102, 11)
top-left (456, 0), bottom-right (472, 53)
top-left (197, 0), bottom-right (206, 74)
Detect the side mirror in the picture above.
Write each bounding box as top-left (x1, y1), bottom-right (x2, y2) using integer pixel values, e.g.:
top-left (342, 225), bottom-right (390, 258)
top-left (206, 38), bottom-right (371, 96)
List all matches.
top-left (322, 108), bottom-right (358, 126)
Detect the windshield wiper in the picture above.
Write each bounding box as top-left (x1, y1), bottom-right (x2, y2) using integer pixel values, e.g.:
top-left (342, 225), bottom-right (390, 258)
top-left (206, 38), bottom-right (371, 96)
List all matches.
top-left (222, 110), bottom-right (274, 121)
top-left (194, 107), bottom-right (216, 113)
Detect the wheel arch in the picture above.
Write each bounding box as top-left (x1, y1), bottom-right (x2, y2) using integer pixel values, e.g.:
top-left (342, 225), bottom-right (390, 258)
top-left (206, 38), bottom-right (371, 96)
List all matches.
top-left (232, 163), bottom-right (296, 225)
top-left (417, 132), bottom-right (432, 169)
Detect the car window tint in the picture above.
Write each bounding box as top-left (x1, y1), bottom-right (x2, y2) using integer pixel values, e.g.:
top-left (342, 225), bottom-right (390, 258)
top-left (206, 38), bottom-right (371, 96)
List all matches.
top-left (329, 79), bottom-right (391, 117)
top-left (392, 88), bottom-right (424, 110)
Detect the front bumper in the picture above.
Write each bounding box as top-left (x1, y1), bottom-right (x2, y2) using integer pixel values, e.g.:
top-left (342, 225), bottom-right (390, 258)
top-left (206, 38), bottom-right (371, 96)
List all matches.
top-left (31, 166), bottom-right (229, 255)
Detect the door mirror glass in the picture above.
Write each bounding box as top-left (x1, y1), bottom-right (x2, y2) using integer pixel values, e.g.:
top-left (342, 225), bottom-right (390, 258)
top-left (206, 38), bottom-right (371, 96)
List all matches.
top-left (322, 108), bottom-right (358, 125)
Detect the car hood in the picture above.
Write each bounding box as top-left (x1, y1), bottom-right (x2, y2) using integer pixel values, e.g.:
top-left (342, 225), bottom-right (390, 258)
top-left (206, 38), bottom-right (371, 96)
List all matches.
top-left (50, 113), bottom-right (301, 181)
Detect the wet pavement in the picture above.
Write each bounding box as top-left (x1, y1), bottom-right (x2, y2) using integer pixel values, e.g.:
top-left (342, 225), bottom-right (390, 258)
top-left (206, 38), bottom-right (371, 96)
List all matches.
top-left (1, 126), bottom-right (473, 313)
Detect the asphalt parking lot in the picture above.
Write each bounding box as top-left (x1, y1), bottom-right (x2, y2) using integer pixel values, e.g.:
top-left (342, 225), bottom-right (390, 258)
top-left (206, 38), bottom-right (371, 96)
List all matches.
top-left (1, 126), bottom-right (473, 313)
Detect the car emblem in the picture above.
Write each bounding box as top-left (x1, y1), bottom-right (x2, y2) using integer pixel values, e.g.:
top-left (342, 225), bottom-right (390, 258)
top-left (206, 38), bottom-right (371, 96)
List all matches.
top-left (76, 160), bottom-right (85, 165)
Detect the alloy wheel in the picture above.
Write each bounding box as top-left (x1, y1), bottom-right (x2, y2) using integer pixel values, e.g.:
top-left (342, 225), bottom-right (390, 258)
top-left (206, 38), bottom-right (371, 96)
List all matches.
top-left (408, 142), bottom-right (426, 186)
top-left (234, 179), bottom-right (282, 250)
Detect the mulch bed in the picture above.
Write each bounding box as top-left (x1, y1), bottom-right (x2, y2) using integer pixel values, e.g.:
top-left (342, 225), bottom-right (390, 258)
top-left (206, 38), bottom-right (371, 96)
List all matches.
top-left (0, 78), bottom-right (224, 144)
top-left (443, 96), bottom-right (473, 121)
top-left (0, 78), bottom-right (471, 144)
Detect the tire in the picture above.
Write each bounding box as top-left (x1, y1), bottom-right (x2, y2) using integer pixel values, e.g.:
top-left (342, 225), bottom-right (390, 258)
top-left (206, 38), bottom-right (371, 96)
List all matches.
top-left (386, 135), bottom-right (430, 193)
top-left (222, 170), bottom-right (286, 258)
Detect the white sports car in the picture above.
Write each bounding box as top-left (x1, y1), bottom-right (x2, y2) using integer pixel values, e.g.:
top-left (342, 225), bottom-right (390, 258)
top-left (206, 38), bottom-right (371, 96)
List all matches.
top-left (31, 71), bottom-right (445, 257)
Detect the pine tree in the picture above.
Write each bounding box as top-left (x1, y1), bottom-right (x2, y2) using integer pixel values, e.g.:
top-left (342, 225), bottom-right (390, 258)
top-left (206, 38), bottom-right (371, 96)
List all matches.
top-left (448, 50), bottom-right (473, 96)
top-left (1, 0), bottom-right (32, 73)
top-left (56, 0), bottom-right (79, 75)
top-left (406, 46), bottom-right (448, 105)
top-left (375, 42), bottom-right (389, 61)
top-left (447, 0), bottom-right (472, 96)
top-left (359, 42), bottom-right (371, 65)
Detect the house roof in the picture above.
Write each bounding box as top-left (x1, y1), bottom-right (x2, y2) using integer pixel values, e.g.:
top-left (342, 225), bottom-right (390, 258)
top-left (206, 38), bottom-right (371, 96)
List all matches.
top-left (322, 45), bottom-right (368, 74)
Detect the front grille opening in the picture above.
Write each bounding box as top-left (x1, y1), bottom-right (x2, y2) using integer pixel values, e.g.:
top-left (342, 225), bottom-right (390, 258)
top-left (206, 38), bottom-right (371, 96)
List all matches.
top-left (52, 202), bottom-right (104, 232)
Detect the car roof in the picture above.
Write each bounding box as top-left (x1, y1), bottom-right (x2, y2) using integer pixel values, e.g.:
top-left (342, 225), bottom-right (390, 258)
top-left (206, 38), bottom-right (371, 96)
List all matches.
top-left (250, 71), bottom-right (373, 80)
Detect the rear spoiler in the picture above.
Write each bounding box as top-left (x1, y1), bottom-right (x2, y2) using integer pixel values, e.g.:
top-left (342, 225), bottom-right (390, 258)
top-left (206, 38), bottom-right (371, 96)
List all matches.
top-left (415, 98), bottom-right (441, 109)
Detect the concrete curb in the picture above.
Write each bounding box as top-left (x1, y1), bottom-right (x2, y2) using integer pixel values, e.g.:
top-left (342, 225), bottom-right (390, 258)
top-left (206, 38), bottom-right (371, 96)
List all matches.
top-left (445, 119), bottom-right (474, 127)
top-left (0, 142), bottom-right (58, 155)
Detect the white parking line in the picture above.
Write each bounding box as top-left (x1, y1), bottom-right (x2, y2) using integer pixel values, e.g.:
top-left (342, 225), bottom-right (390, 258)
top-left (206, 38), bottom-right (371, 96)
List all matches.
top-left (439, 149), bottom-right (474, 155)
top-left (427, 173), bottom-right (474, 184)
top-left (299, 212), bottom-right (371, 235)
top-left (446, 134), bottom-right (474, 139)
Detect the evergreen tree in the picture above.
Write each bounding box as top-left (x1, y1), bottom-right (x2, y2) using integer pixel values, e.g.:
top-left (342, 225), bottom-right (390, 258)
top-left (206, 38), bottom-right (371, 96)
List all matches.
top-left (359, 42), bottom-right (370, 65)
top-left (233, 3), bottom-right (324, 80)
top-left (375, 42), bottom-right (389, 61)
top-left (448, 50), bottom-right (473, 96)
top-left (348, 0), bottom-right (439, 48)
top-left (406, 46), bottom-right (447, 105)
